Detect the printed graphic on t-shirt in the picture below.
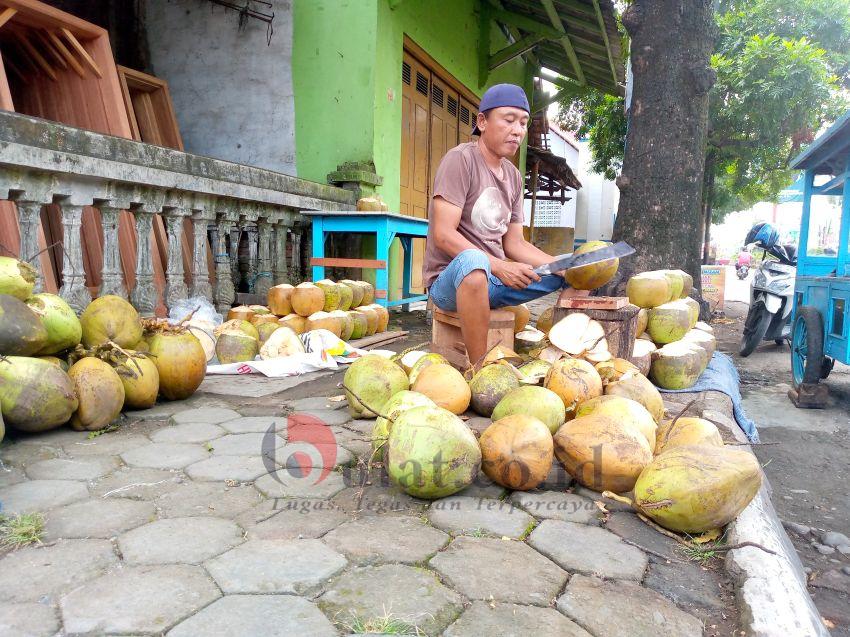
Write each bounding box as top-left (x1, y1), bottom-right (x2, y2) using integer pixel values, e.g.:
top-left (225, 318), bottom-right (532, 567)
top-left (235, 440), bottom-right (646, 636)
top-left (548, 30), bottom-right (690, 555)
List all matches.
top-left (471, 186), bottom-right (509, 245)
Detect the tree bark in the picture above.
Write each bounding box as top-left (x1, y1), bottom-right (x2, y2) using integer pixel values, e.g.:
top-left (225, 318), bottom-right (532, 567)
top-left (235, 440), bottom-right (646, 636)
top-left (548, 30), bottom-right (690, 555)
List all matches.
top-left (609, 0), bottom-right (716, 295)
top-left (701, 151), bottom-right (716, 264)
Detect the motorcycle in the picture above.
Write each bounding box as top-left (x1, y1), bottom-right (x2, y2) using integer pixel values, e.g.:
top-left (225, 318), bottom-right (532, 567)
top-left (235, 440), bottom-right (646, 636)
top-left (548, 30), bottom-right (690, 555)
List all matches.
top-left (736, 264), bottom-right (750, 280)
top-left (739, 242), bottom-right (797, 357)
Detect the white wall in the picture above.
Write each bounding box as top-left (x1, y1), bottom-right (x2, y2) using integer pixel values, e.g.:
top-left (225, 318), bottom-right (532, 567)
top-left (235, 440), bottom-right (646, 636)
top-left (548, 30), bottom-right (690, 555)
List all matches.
top-left (145, 0), bottom-right (297, 175)
top-left (522, 132), bottom-right (579, 227)
top-left (574, 139), bottom-right (619, 243)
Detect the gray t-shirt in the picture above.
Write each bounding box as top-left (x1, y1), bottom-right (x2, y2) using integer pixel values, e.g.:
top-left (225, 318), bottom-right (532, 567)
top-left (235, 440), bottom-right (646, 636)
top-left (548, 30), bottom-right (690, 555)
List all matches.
top-left (423, 142), bottom-right (524, 287)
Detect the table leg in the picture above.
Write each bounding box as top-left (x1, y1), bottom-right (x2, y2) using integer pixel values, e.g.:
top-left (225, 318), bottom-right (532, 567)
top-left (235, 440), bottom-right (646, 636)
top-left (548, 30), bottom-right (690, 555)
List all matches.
top-left (400, 236), bottom-right (413, 310)
top-left (375, 225), bottom-right (391, 307)
top-left (311, 217), bottom-right (325, 282)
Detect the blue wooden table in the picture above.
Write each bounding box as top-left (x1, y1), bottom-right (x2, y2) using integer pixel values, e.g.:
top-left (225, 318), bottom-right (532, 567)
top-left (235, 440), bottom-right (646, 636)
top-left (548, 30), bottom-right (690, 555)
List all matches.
top-left (302, 211), bottom-right (429, 308)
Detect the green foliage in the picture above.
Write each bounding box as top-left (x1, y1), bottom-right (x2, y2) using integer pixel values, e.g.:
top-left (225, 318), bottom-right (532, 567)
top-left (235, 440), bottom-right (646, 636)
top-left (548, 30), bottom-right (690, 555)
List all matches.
top-left (0, 513), bottom-right (44, 550)
top-left (558, 90), bottom-right (626, 181)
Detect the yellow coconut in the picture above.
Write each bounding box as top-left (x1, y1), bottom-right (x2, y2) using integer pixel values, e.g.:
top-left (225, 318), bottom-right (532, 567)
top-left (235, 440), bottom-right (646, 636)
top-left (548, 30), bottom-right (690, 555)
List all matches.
top-left (656, 417), bottom-right (723, 455)
top-left (340, 279), bottom-right (365, 308)
top-left (673, 269), bottom-right (694, 298)
top-left (267, 284), bottom-right (295, 316)
top-left (250, 313), bottom-right (281, 327)
top-left (329, 310), bottom-right (354, 341)
top-left (79, 295), bottom-right (142, 348)
top-left (291, 282), bottom-right (326, 317)
top-left (68, 357), bottom-right (125, 431)
top-left (214, 319), bottom-right (259, 341)
top-left (227, 305), bottom-right (255, 322)
top-left (635, 308), bottom-right (649, 338)
top-left (337, 281), bottom-right (354, 311)
top-left (647, 300), bottom-right (692, 344)
top-left (480, 415), bottom-right (554, 490)
top-left (565, 240), bottom-right (619, 290)
top-left (348, 311), bottom-right (369, 340)
top-left (356, 281), bottom-right (376, 305)
top-left (412, 362), bottom-right (471, 415)
top-left (536, 306), bottom-right (555, 334)
top-left (631, 339), bottom-right (656, 376)
top-left (627, 272), bottom-right (672, 309)
top-left (359, 306), bottom-right (379, 336)
top-left (553, 414), bottom-right (653, 493)
top-left (575, 395), bottom-right (658, 452)
top-left (660, 270), bottom-right (684, 301)
top-left (604, 373), bottom-right (664, 423)
top-left (594, 358), bottom-right (640, 384)
top-left (315, 279), bottom-right (342, 312)
top-left (544, 358), bottom-right (603, 418)
top-left (491, 385), bottom-right (565, 434)
top-left (633, 445), bottom-right (762, 533)
top-left (504, 304), bottom-right (531, 333)
top-left (650, 341), bottom-right (706, 390)
top-left (114, 354), bottom-right (160, 410)
top-left (306, 311), bottom-right (342, 337)
top-left (362, 303), bottom-right (390, 333)
top-left (407, 353), bottom-right (449, 386)
top-left (682, 296), bottom-right (700, 328)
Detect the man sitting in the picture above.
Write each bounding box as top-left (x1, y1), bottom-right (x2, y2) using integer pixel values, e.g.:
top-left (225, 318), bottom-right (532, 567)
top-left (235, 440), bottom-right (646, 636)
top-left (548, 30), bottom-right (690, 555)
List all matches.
top-left (424, 83), bottom-right (582, 367)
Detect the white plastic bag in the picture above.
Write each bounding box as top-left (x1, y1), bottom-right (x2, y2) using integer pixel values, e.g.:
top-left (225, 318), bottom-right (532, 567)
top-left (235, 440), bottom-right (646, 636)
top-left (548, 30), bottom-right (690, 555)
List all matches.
top-left (169, 296), bottom-right (222, 326)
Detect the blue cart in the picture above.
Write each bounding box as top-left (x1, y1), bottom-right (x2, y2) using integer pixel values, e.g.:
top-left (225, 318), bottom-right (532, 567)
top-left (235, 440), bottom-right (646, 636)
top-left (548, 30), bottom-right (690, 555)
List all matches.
top-left (788, 111), bottom-right (850, 403)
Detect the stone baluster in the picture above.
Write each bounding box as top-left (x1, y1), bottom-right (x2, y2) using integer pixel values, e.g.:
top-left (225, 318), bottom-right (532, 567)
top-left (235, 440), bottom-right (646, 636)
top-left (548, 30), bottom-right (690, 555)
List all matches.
top-left (290, 226), bottom-right (302, 283)
top-left (55, 196), bottom-right (92, 312)
top-left (129, 198), bottom-right (161, 317)
top-left (189, 200), bottom-right (215, 302)
top-left (96, 202), bottom-right (128, 299)
top-left (272, 217), bottom-right (290, 284)
top-left (13, 198), bottom-right (46, 293)
top-left (163, 206), bottom-right (190, 311)
top-left (255, 213), bottom-right (274, 297)
top-left (229, 224), bottom-right (241, 289)
top-left (214, 210), bottom-right (237, 314)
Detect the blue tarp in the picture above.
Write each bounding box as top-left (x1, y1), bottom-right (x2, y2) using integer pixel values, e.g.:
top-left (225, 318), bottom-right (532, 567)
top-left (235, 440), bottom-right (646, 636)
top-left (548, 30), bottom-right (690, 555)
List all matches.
top-left (659, 352), bottom-right (760, 443)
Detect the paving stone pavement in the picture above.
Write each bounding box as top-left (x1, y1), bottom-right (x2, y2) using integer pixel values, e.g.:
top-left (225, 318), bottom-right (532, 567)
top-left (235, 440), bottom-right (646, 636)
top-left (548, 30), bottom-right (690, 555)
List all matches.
top-left (0, 388), bottom-right (727, 635)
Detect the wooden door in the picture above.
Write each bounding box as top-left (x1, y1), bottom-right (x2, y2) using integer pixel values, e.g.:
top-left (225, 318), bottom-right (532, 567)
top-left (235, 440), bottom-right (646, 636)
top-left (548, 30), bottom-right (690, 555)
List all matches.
top-left (458, 98), bottom-right (478, 145)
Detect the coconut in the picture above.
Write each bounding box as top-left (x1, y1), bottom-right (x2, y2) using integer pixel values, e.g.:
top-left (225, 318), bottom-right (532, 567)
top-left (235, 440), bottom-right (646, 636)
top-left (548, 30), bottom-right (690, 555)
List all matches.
top-left (80, 295), bottom-right (143, 348)
top-left (329, 310), bottom-right (354, 341)
top-left (659, 270), bottom-right (684, 301)
top-left (411, 362), bottom-right (471, 415)
top-left (0, 256), bottom-right (36, 300)
top-left (291, 282), bottom-right (326, 317)
top-left (38, 355), bottom-right (69, 371)
top-left (216, 328), bottom-right (259, 364)
top-left (259, 325), bottom-right (305, 360)
top-left (347, 311), bottom-right (368, 340)
top-left (575, 395), bottom-right (658, 452)
top-left (605, 373), bottom-right (664, 423)
top-left (492, 385), bottom-right (565, 434)
top-left (0, 356), bottom-right (78, 432)
top-left (250, 313), bottom-right (281, 328)
top-left (483, 345), bottom-right (523, 366)
top-left (407, 353), bottom-right (449, 386)
top-left (694, 321), bottom-right (713, 334)
top-left (595, 358), bottom-right (640, 384)
top-left (681, 329), bottom-right (716, 360)
top-left (398, 350), bottom-right (428, 374)
top-left (256, 322), bottom-right (282, 345)
top-left (635, 308), bottom-right (649, 338)
top-left (371, 390), bottom-right (436, 460)
top-left (0, 294), bottom-right (48, 356)
top-left (656, 417), bottom-right (723, 454)
top-left (306, 311), bottom-right (342, 337)
top-left (214, 319), bottom-right (259, 341)
top-left (146, 326), bottom-right (206, 400)
top-left (356, 281), bottom-right (376, 305)
top-left (336, 282), bottom-right (354, 311)
top-left (504, 304), bottom-right (531, 333)
top-left (0, 410), bottom-right (4, 444)
top-left (186, 322), bottom-right (216, 363)
top-left (565, 240), bottom-right (619, 290)
top-left (343, 354), bottom-right (409, 418)
top-left (339, 279), bottom-right (365, 308)
top-left (554, 414), bottom-right (653, 493)
top-left (549, 313), bottom-right (607, 358)
top-left (544, 358), bottom-right (603, 418)
top-left (468, 362), bottom-right (521, 416)
top-left (627, 272), bottom-right (671, 308)
top-left (386, 405), bottom-right (481, 499)
top-left (358, 306), bottom-right (379, 336)
top-left (682, 297), bottom-right (700, 328)
top-left (227, 305), bottom-right (255, 322)
top-left (68, 357), bottom-right (125, 431)
top-left (25, 293), bottom-right (82, 355)
top-left (673, 269), bottom-right (694, 298)
top-left (362, 304), bottom-right (390, 333)
top-left (267, 283), bottom-right (295, 316)
top-left (113, 354), bottom-right (159, 410)
top-left (536, 307), bottom-right (555, 334)
top-left (633, 445), bottom-right (762, 533)
top-left (480, 415), bottom-right (554, 490)
top-left (650, 341), bottom-right (706, 390)
top-left (315, 279), bottom-right (342, 312)
top-left (631, 339), bottom-right (656, 376)
top-left (537, 345), bottom-right (565, 364)
top-left (517, 359), bottom-right (553, 385)
top-left (279, 313), bottom-right (307, 335)
top-left (250, 305), bottom-right (272, 315)
top-left (514, 328), bottom-right (547, 356)
top-left (647, 300), bottom-right (691, 344)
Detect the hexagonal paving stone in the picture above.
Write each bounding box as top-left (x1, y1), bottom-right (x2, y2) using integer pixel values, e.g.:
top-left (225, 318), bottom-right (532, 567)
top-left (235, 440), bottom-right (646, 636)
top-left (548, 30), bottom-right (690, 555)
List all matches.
top-left (293, 409), bottom-right (352, 426)
top-left (24, 456), bottom-right (120, 481)
top-left (121, 442), bottom-right (209, 470)
top-left (205, 539), bottom-right (346, 594)
top-left (60, 564), bottom-right (220, 634)
top-left (167, 594), bottom-right (337, 637)
top-left (427, 496), bottom-right (535, 538)
top-left (0, 539), bottom-right (117, 603)
top-left (43, 498), bottom-right (156, 540)
top-left (430, 537), bottom-right (568, 606)
top-left (150, 422), bottom-right (226, 444)
top-left (604, 511), bottom-right (680, 562)
top-left (0, 601), bottom-right (60, 637)
top-left (220, 415), bottom-right (287, 434)
top-left (527, 520), bottom-right (648, 580)
top-left (209, 433), bottom-right (284, 456)
top-left (269, 442), bottom-right (354, 468)
top-left (170, 407), bottom-right (241, 425)
top-left (444, 601), bottom-right (591, 637)
top-left (246, 499), bottom-right (350, 540)
top-left (454, 475), bottom-right (507, 499)
top-left (62, 434), bottom-right (151, 457)
top-left (119, 517), bottom-right (243, 564)
top-left (0, 443), bottom-right (58, 467)
top-left (89, 466), bottom-right (184, 500)
top-left (185, 455), bottom-right (270, 482)
top-left (155, 482), bottom-right (263, 518)
top-left (323, 515), bottom-right (449, 564)
top-left (510, 491), bottom-right (602, 525)
top-left (288, 396), bottom-right (345, 411)
top-left (556, 574), bottom-right (704, 637)
top-left (254, 469), bottom-right (347, 499)
top-left (330, 484), bottom-right (428, 517)
top-left (0, 480), bottom-right (89, 514)
top-left (0, 465), bottom-right (26, 488)
top-left (317, 564), bottom-right (463, 635)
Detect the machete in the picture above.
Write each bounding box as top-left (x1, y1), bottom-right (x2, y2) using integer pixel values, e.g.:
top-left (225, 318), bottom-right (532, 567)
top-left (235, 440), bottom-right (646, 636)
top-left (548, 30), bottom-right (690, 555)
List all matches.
top-left (533, 241), bottom-right (636, 276)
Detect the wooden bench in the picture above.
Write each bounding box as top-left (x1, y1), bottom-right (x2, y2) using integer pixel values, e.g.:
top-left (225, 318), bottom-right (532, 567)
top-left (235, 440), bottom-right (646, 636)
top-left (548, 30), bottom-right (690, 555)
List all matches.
top-left (431, 306), bottom-right (515, 370)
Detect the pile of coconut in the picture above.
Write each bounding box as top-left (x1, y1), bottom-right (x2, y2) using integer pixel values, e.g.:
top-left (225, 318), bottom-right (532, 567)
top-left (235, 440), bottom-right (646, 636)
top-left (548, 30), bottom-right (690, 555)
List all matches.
top-left (0, 256), bottom-right (207, 441)
top-left (213, 280), bottom-right (390, 364)
top-left (345, 341), bottom-right (761, 537)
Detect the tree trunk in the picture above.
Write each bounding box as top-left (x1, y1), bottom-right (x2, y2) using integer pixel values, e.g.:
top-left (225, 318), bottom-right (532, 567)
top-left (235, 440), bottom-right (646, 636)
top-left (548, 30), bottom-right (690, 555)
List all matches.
top-left (701, 153), bottom-right (716, 264)
top-left (610, 0), bottom-right (716, 295)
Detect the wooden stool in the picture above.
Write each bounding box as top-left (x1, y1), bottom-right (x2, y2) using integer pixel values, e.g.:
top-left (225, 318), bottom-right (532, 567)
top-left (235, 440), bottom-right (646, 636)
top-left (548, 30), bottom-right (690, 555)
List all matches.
top-left (431, 307), bottom-right (515, 370)
top-left (552, 296), bottom-right (639, 360)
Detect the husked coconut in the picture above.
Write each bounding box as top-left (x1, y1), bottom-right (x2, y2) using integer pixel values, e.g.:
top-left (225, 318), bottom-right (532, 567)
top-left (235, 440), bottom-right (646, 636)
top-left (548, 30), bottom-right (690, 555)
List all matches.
top-left (279, 313), bottom-right (307, 335)
top-left (659, 270), bottom-right (684, 300)
top-left (575, 395), bottom-right (658, 452)
top-left (631, 339), bottom-right (657, 376)
top-left (257, 322), bottom-right (282, 345)
top-left (549, 313), bottom-right (608, 358)
top-left (565, 240), bottom-right (619, 290)
top-left (215, 328), bottom-right (259, 364)
top-left (694, 321), bottom-right (713, 334)
top-left (371, 390), bottom-right (436, 460)
top-left (358, 306), bottom-right (379, 336)
top-left (682, 328), bottom-right (716, 359)
top-left (468, 362), bottom-right (521, 416)
top-left (536, 306), bottom-right (555, 334)
top-left (582, 337), bottom-right (612, 364)
top-left (356, 281), bottom-right (376, 305)
top-left (682, 297), bottom-right (700, 328)
top-left (517, 359), bottom-right (553, 385)
top-left (537, 344), bottom-right (565, 364)
top-left (627, 272), bottom-right (671, 308)
top-left (398, 350), bottom-right (428, 374)
top-left (291, 282), bottom-right (326, 317)
top-left (544, 358), bottom-right (603, 417)
top-left (650, 341), bottom-right (706, 390)
top-left (605, 373), bottom-right (664, 423)
top-left (412, 362), bottom-right (471, 414)
top-left (329, 310), bottom-right (354, 341)
top-left (267, 283), bottom-right (295, 316)
top-left (315, 279), bottom-right (342, 311)
top-left (635, 308), bottom-right (649, 338)
top-left (647, 300), bottom-right (691, 344)
top-left (407, 353), bottom-right (448, 385)
top-left (343, 354), bottom-right (409, 418)
top-left (504, 304), bottom-right (531, 333)
top-left (339, 279), bottom-right (365, 308)
top-left (492, 385), bottom-right (565, 434)
top-left (214, 319), bottom-right (259, 341)
top-left (227, 305), bottom-right (255, 322)
top-left (480, 415), bottom-right (554, 490)
top-left (514, 328), bottom-right (547, 356)
top-left (187, 321), bottom-right (217, 362)
top-left (656, 417), bottom-right (723, 454)
top-left (347, 311), bottom-right (368, 339)
top-left (362, 303), bottom-right (390, 332)
top-left (337, 282), bottom-right (354, 311)
top-left (80, 295), bottom-right (143, 348)
top-left (260, 326), bottom-right (306, 360)
top-left (306, 311), bottom-right (342, 337)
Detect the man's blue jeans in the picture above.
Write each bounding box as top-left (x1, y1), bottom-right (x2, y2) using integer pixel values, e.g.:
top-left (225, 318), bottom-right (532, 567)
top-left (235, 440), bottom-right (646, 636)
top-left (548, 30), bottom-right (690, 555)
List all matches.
top-left (428, 248), bottom-right (567, 311)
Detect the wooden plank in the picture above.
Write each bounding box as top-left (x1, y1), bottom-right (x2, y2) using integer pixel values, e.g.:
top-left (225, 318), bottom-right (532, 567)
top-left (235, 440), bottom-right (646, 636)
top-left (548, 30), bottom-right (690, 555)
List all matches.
top-left (0, 7), bottom-right (18, 30)
top-left (374, 289), bottom-right (387, 299)
top-left (489, 32), bottom-right (547, 71)
top-left (61, 27), bottom-right (101, 78)
top-left (348, 330), bottom-right (410, 350)
top-left (0, 0), bottom-right (102, 37)
top-left (311, 257), bottom-right (387, 269)
top-left (0, 50), bottom-right (15, 109)
top-left (556, 296), bottom-right (629, 310)
top-left (15, 30), bottom-right (57, 80)
top-left (540, 0), bottom-right (585, 85)
top-left (46, 29), bottom-right (85, 77)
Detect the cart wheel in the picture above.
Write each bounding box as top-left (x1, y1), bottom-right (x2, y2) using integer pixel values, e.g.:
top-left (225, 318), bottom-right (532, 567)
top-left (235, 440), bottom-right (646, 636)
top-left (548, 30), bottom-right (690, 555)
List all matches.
top-left (791, 306), bottom-right (824, 387)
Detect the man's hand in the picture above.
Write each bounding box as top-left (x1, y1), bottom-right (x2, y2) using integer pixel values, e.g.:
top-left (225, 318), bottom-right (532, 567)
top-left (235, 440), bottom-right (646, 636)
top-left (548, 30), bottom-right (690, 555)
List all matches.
top-left (492, 259), bottom-right (540, 290)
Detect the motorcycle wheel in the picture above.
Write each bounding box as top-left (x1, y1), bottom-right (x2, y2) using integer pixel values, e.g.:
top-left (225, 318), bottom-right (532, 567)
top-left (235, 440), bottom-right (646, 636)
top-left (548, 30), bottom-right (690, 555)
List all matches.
top-left (739, 302), bottom-right (772, 357)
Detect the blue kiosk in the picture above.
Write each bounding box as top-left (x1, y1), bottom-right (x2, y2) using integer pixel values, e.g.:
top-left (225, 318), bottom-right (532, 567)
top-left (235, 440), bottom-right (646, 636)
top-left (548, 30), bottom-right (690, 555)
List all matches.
top-left (788, 111), bottom-right (850, 405)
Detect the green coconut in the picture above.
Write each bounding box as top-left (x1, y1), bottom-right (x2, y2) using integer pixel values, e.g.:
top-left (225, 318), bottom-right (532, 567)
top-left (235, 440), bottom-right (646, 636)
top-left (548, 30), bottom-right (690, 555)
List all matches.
top-left (681, 328), bottom-right (716, 360)
top-left (27, 293), bottom-right (82, 355)
top-left (214, 319), bottom-right (259, 341)
top-left (356, 281), bottom-right (376, 305)
top-left (650, 341), bottom-right (706, 390)
top-left (215, 329), bottom-right (259, 364)
top-left (659, 270), bottom-right (684, 301)
top-left (605, 373), bottom-right (665, 423)
top-left (68, 357), bottom-right (125, 431)
top-left (113, 354), bottom-right (160, 410)
top-left (407, 352), bottom-right (449, 386)
top-left (343, 354), bottom-right (409, 418)
top-left (492, 385), bottom-right (565, 434)
top-left (80, 295), bottom-right (143, 348)
top-left (0, 256), bottom-right (36, 300)
top-left (0, 409), bottom-right (4, 445)
top-left (0, 294), bottom-right (48, 356)
top-left (634, 445), bottom-right (762, 533)
top-left (469, 362), bottom-right (521, 417)
top-left (257, 322), bottom-right (282, 345)
top-left (315, 279), bottom-right (342, 312)
top-left (670, 270), bottom-right (693, 298)
top-left (329, 310), bottom-right (354, 341)
top-left (337, 282), bottom-right (354, 311)
top-left (371, 390), bottom-right (436, 460)
top-left (0, 356), bottom-right (78, 432)
top-left (682, 297), bottom-right (700, 328)
top-left (386, 405), bottom-right (481, 498)
top-left (348, 311), bottom-right (368, 339)
top-left (647, 300), bottom-right (692, 344)
top-left (517, 358), bottom-right (553, 385)
top-left (340, 279), bottom-right (365, 308)
top-left (627, 272), bottom-right (671, 308)
top-left (37, 355), bottom-right (69, 372)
